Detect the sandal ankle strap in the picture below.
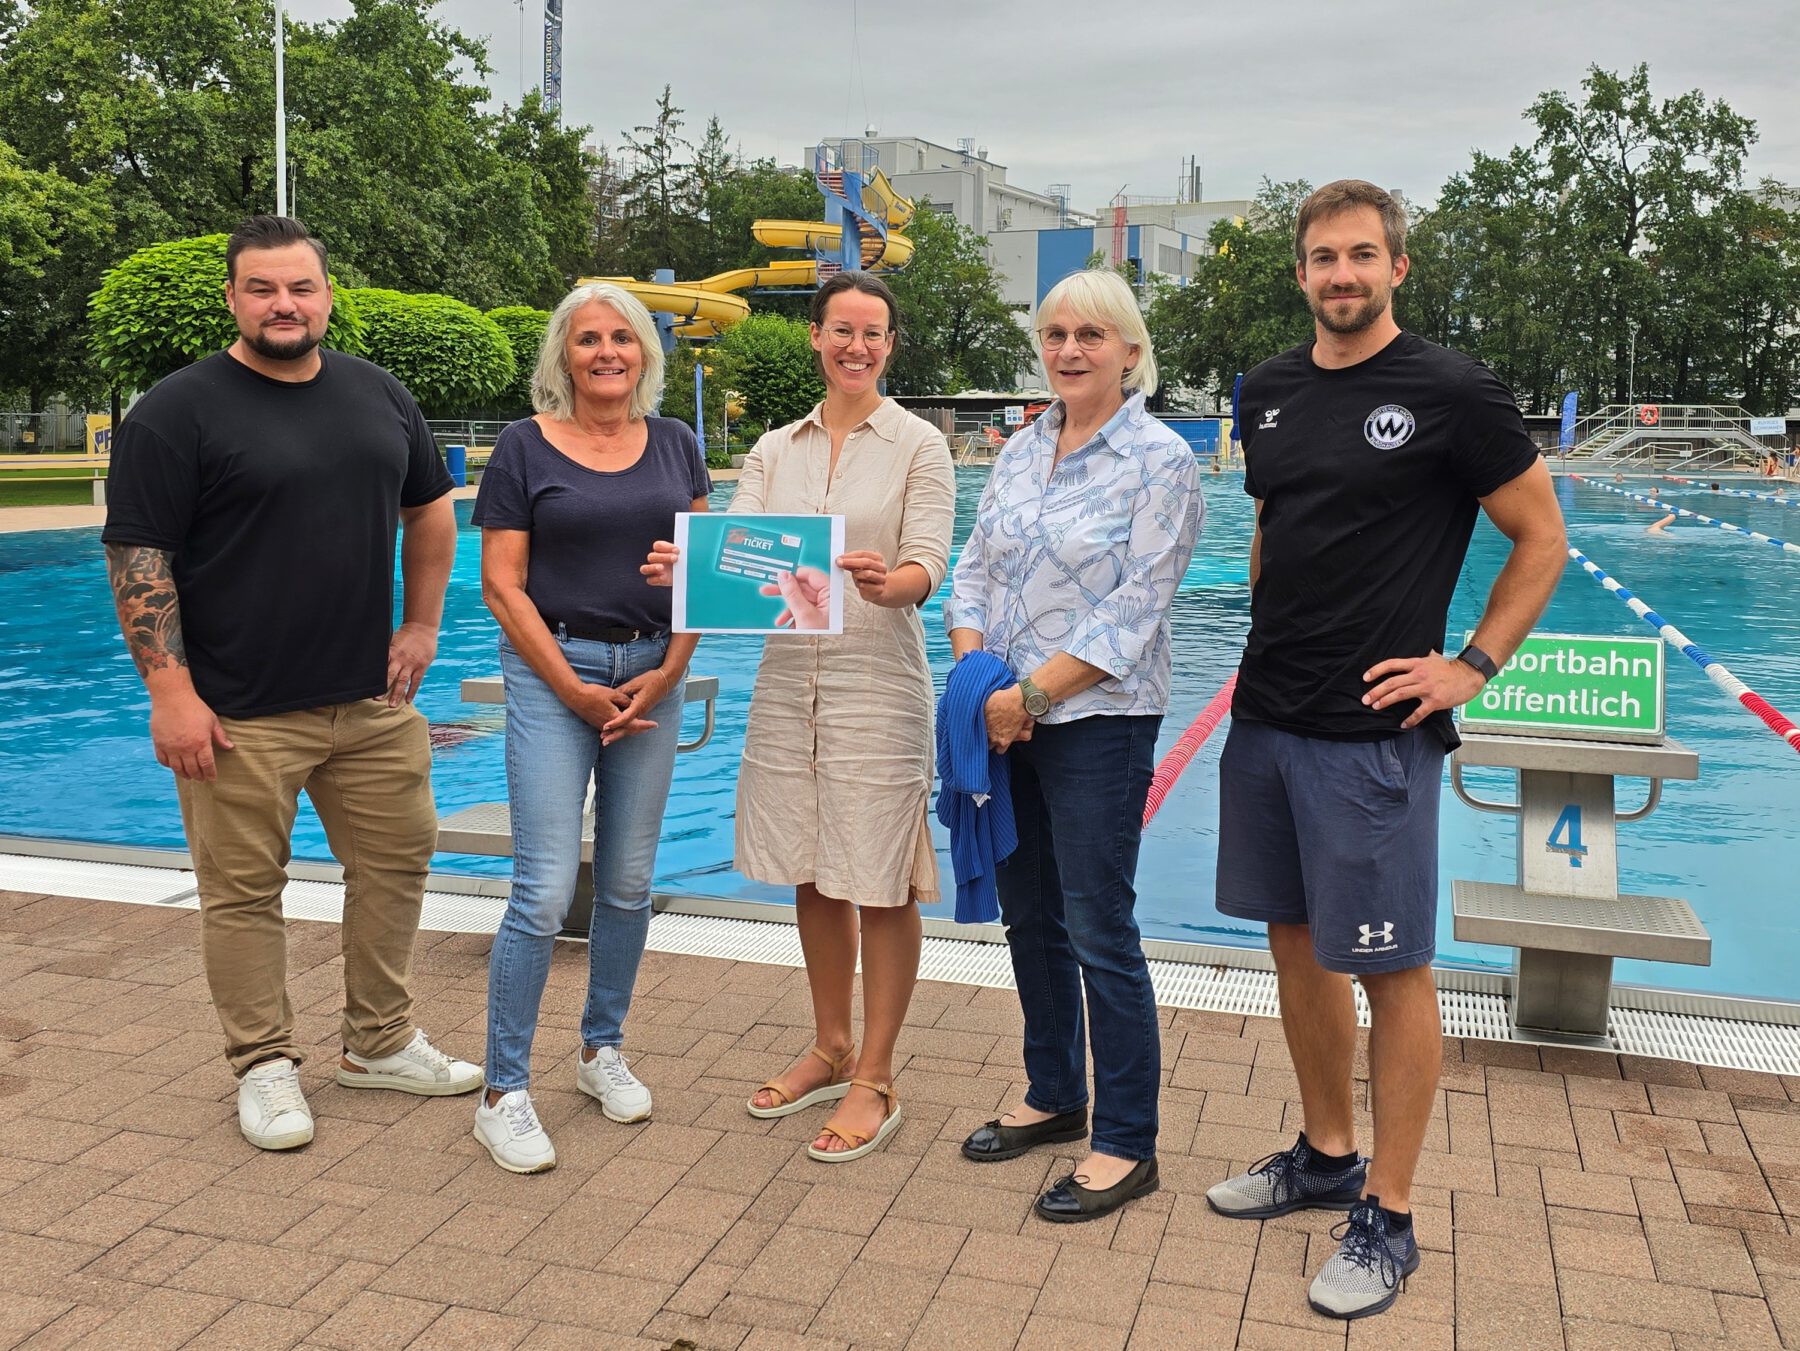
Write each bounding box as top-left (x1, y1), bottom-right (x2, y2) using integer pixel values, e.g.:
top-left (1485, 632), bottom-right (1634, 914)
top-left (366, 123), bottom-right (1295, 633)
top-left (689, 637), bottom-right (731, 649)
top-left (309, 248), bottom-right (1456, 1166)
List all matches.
top-left (808, 1044), bottom-right (856, 1076)
top-left (849, 1077), bottom-right (896, 1107)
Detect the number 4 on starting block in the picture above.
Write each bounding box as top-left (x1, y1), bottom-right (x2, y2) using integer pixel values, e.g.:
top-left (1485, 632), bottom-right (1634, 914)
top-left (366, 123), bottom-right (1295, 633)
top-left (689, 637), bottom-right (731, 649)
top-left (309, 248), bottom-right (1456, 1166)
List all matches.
top-left (1547, 804), bottom-right (1588, 867)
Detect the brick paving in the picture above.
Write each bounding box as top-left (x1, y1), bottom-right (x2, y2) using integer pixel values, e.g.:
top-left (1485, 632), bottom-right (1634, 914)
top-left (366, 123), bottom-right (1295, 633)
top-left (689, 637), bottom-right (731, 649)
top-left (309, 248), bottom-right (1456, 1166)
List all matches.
top-left (5, 890), bottom-right (1800, 1349)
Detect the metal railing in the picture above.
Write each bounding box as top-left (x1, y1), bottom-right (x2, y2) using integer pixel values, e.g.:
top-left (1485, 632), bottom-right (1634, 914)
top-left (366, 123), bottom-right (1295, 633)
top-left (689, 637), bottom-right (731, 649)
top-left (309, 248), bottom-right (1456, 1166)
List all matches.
top-left (1565, 403), bottom-right (1771, 469)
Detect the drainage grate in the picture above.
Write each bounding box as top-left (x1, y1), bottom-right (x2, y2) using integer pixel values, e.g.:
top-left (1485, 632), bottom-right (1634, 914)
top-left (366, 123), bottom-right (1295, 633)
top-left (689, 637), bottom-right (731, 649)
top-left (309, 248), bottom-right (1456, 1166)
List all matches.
top-left (0, 854), bottom-right (198, 905)
top-left (9, 850), bottom-right (1800, 1076)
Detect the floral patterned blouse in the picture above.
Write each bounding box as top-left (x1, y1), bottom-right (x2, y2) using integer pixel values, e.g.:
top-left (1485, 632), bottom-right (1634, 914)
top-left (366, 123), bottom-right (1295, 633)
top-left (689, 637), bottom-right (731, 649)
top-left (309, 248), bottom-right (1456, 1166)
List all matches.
top-left (946, 392), bottom-right (1204, 722)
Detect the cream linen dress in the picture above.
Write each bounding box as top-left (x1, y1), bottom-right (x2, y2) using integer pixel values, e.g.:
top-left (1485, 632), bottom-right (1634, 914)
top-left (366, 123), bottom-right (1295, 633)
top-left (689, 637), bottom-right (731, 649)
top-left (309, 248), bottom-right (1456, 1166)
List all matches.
top-left (731, 397), bottom-right (955, 905)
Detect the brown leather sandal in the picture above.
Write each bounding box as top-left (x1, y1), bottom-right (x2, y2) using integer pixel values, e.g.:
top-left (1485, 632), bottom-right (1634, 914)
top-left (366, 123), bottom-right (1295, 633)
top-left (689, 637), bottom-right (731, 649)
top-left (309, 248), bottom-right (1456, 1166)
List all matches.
top-left (807, 1078), bottom-right (904, 1162)
top-left (745, 1044), bottom-right (855, 1119)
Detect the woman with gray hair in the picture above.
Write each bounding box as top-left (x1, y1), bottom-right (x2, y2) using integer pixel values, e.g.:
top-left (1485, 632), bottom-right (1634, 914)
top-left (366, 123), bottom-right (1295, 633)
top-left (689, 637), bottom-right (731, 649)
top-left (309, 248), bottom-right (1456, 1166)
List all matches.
top-left (469, 283), bottom-right (710, 1173)
top-left (948, 268), bottom-right (1203, 1221)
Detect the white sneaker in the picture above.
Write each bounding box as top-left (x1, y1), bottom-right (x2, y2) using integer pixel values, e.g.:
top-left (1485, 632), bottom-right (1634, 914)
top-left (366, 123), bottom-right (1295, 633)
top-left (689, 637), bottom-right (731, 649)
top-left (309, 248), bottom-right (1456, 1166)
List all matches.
top-left (238, 1058), bottom-right (314, 1150)
top-left (473, 1090), bottom-right (557, 1174)
top-left (576, 1045), bottom-right (652, 1123)
top-left (337, 1028), bottom-right (483, 1096)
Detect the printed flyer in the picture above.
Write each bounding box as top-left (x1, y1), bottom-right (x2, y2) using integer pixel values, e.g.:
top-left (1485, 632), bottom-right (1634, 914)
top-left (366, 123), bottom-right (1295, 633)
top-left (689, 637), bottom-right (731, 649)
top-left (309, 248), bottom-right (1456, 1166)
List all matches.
top-left (672, 512), bottom-right (846, 635)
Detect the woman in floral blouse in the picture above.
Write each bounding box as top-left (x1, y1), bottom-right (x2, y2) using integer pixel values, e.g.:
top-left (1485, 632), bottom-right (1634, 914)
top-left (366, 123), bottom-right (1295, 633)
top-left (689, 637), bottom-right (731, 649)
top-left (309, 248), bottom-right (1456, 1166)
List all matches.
top-left (946, 268), bottom-right (1204, 1223)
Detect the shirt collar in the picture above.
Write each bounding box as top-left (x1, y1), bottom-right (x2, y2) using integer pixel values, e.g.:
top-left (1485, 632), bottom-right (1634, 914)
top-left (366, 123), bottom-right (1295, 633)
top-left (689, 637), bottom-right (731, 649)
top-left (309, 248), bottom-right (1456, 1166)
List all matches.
top-left (799, 396), bottom-right (901, 442)
top-left (1036, 391), bottom-right (1146, 457)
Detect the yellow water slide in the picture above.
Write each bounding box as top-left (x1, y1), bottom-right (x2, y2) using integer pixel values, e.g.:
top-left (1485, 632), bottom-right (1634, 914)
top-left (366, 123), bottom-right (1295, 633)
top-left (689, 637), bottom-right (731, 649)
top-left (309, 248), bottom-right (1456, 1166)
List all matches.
top-left (582, 167), bottom-right (916, 337)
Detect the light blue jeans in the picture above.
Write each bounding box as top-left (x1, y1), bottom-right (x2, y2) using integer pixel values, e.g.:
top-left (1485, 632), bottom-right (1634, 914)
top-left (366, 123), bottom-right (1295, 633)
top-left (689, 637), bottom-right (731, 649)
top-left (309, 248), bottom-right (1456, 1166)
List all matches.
top-left (484, 633), bottom-right (684, 1092)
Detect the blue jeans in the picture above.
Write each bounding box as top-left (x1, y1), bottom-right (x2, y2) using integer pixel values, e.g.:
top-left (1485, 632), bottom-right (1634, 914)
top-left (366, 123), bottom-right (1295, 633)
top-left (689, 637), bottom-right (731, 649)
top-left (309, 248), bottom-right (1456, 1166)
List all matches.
top-left (995, 714), bottom-right (1162, 1161)
top-left (484, 634), bottom-right (684, 1092)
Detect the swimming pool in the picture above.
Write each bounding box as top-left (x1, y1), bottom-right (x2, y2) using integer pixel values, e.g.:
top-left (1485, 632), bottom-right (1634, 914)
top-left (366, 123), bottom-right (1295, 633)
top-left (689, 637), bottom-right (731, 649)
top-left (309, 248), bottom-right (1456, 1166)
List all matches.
top-left (2, 469), bottom-right (1795, 998)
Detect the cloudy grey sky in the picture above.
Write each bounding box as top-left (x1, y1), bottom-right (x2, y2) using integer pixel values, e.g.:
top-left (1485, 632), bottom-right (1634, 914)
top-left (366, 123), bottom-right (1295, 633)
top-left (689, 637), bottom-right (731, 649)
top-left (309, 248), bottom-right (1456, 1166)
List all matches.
top-left (292, 1), bottom-right (1799, 210)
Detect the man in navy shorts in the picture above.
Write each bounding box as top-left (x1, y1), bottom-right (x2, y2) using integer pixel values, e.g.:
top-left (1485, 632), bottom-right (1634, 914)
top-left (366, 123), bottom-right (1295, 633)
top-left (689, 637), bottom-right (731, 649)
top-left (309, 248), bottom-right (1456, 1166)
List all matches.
top-left (1206, 180), bottom-right (1567, 1320)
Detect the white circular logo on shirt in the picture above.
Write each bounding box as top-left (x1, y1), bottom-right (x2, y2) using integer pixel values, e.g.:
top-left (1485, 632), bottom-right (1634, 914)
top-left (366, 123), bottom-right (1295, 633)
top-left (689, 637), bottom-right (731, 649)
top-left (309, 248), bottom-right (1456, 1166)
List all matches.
top-left (1363, 404), bottom-right (1416, 449)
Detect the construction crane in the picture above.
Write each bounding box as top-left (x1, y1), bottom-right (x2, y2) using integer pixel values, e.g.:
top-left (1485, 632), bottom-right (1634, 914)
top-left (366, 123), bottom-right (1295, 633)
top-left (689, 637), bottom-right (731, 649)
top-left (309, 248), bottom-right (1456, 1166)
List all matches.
top-left (542, 0), bottom-right (562, 117)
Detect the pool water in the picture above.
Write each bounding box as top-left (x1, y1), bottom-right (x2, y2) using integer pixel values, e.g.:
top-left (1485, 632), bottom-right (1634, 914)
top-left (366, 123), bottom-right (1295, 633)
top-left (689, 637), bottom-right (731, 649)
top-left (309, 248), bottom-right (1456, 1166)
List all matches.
top-left (2, 470), bottom-right (1796, 999)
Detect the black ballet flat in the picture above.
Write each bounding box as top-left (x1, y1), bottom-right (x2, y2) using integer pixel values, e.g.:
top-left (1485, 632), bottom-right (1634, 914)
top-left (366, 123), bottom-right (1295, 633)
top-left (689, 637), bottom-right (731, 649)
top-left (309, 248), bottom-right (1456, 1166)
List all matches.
top-left (960, 1107), bottom-right (1089, 1163)
top-left (1033, 1156), bottom-right (1159, 1223)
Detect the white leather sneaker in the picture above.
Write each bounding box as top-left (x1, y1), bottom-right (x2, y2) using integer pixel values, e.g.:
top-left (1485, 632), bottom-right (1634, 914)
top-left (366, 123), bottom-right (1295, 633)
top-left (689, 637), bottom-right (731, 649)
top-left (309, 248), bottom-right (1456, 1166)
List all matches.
top-left (473, 1090), bottom-right (557, 1174)
top-left (238, 1058), bottom-right (314, 1150)
top-left (576, 1045), bottom-right (652, 1123)
top-left (337, 1028), bottom-right (483, 1096)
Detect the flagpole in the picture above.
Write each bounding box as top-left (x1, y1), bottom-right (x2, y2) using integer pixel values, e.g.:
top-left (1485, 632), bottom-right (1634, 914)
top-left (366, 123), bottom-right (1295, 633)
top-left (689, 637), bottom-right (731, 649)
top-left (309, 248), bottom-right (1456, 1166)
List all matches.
top-left (274, 0), bottom-right (288, 216)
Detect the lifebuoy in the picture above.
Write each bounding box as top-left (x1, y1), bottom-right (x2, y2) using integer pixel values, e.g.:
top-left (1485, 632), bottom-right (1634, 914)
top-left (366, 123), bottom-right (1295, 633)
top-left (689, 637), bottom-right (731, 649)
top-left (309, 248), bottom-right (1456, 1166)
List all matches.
top-left (1639, 404), bottom-right (1661, 426)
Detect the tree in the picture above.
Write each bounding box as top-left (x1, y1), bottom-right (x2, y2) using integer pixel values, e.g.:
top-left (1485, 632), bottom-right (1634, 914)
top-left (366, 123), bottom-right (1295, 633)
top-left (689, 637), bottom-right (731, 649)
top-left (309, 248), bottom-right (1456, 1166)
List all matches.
top-left (349, 289), bottom-right (514, 417)
top-left (0, 0), bottom-right (600, 405)
top-left (89, 234), bottom-right (367, 396)
top-left (714, 315), bottom-right (822, 436)
top-left (1150, 179), bottom-right (1314, 402)
top-left (485, 306), bottom-right (550, 414)
top-left (0, 141), bottom-right (112, 410)
top-left (884, 207), bottom-right (1034, 393)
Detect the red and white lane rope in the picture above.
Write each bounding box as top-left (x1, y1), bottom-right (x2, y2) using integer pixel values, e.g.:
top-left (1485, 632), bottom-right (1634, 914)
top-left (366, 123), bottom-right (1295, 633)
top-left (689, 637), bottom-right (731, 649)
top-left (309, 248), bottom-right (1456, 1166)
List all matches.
top-left (1661, 474), bottom-right (1797, 509)
top-left (1568, 547), bottom-right (1800, 757)
top-left (1572, 475), bottom-right (1800, 557)
top-left (1143, 672), bottom-right (1238, 825)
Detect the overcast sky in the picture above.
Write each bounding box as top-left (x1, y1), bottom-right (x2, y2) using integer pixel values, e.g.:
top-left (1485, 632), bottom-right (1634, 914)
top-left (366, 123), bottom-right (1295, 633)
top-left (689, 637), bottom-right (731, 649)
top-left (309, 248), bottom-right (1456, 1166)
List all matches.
top-left (291, 1), bottom-right (1799, 211)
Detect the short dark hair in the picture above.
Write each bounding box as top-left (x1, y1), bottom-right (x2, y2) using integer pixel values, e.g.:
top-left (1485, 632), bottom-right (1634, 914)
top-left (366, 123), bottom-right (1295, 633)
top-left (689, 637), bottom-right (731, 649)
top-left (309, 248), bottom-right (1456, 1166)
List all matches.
top-left (226, 214), bottom-right (329, 283)
top-left (1294, 180), bottom-right (1407, 265)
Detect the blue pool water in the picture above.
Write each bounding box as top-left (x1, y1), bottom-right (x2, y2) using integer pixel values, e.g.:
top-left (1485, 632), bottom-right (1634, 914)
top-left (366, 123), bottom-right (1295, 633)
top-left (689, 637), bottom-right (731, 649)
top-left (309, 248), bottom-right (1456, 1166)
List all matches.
top-left (2, 471), bottom-right (1796, 998)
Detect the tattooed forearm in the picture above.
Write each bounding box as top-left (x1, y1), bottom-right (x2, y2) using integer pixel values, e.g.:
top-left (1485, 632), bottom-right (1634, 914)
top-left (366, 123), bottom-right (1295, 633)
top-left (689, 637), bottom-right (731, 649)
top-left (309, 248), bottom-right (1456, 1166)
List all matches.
top-left (104, 544), bottom-right (188, 678)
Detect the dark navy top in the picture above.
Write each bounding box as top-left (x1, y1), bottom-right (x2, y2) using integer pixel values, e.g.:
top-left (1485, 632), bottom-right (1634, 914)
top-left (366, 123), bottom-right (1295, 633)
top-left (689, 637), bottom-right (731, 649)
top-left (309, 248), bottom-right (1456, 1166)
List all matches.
top-left (472, 415), bottom-right (711, 633)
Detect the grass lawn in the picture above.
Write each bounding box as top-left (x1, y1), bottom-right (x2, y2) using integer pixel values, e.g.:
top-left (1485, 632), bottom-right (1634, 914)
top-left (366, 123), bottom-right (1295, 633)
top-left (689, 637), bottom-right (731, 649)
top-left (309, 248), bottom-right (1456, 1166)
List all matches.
top-left (0, 477), bottom-right (99, 507)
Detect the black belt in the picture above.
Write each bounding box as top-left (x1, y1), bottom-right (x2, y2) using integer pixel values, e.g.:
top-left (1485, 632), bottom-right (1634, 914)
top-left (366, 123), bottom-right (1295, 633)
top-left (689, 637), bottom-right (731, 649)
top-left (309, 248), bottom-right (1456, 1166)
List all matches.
top-left (541, 617), bottom-right (665, 644)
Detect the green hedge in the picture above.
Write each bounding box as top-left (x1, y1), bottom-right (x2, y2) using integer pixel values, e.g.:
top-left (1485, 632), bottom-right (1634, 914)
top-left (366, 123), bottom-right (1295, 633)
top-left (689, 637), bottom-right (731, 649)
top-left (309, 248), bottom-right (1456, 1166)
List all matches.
top-left (349, 288), bottom-right (516, 416)
top-left (485, 305), bottom-right (549, 413)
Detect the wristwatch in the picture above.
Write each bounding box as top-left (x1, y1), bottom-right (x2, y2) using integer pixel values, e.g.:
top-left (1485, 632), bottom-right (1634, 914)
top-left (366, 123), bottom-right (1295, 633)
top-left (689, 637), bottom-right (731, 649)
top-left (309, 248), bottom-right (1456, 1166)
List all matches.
top-left (1018, 676), bottom-right (1051, 718)
top-left (1455, 643), bottom-right (1499, 684)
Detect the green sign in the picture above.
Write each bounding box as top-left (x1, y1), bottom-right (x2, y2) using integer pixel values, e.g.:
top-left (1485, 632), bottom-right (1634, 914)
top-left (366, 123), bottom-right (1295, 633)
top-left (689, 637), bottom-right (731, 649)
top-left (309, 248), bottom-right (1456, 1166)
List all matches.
top-left (1457, 632), bottom-right (1665, 742)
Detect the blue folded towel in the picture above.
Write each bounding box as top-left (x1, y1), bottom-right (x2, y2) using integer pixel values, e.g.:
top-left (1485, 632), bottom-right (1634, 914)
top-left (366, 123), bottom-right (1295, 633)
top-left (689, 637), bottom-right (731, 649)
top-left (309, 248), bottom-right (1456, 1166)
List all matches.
top-left (935, 650), bottom-right (1019, 924)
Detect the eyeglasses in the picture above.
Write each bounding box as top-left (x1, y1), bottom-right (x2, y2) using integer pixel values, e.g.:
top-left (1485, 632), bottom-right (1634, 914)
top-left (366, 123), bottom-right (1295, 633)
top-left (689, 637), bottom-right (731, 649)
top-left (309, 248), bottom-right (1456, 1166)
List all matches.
top-left (822, 324), bottom-right (892, 348)
top-left (1037, 324), bottom-right (1113, 351)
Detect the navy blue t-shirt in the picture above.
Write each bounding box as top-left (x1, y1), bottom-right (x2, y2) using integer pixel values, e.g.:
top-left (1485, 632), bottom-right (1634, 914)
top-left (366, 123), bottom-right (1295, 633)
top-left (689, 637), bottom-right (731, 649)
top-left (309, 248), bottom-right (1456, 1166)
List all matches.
top-left (472, 416), bottom-right (711, 633)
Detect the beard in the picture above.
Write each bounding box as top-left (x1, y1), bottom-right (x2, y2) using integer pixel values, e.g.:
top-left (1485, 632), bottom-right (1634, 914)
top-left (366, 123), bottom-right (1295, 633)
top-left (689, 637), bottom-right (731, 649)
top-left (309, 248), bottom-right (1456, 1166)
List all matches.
top-left (245, 324), bottom-right (322, 361)
top-left (1309, 286), bottom-right (1389, 335)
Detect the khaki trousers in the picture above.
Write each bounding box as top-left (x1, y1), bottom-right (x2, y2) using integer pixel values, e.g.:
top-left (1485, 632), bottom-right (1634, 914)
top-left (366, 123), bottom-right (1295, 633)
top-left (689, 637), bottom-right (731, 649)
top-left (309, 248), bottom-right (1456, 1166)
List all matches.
top-left (176, 698), bottom-right (436, 1076)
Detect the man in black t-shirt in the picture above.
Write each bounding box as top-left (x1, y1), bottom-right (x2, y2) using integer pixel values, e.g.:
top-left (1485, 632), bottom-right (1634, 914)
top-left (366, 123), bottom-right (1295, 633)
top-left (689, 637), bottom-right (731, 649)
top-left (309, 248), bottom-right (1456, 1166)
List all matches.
top-left (1203, 182), bottom-right (1566, 1320)
top-left (102, 216), bottom-right (481, 1154)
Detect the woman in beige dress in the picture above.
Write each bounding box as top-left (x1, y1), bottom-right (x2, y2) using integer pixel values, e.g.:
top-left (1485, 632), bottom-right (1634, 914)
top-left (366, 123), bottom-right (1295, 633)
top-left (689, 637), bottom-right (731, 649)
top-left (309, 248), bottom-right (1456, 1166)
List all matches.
top-left (646, 271), bottom-right (954, 1160)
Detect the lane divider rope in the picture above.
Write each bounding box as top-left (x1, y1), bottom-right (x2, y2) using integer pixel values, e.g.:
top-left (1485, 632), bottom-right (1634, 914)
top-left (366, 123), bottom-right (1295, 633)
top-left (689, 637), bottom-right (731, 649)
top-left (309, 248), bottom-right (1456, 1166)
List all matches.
top-left (1571, 474), bottom-right (1800, 556)
top-left (1567, 546), bottom-right (1800, 756)
top-left (1661, 474), bottom-right (1797, 509)
top-left (1143, 673), bottom-right (1238, 825)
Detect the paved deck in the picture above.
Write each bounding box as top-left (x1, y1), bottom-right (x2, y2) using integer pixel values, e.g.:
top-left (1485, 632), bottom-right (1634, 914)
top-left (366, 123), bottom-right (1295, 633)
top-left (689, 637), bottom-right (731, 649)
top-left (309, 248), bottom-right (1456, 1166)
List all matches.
top-left (4, 890), bottom-right (1799, 1350)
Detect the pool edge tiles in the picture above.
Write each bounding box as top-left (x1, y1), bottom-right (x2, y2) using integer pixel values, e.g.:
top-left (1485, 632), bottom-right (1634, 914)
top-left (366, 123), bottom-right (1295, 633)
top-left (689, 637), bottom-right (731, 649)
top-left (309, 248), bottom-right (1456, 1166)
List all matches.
top-left (13, 850), bottom-right (1800, 1077)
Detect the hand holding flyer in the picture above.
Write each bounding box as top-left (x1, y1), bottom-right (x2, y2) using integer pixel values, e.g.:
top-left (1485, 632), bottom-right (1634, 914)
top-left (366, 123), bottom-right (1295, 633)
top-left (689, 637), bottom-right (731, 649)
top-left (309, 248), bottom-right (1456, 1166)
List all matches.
top-left (671, 513), bottom-right (846, 634)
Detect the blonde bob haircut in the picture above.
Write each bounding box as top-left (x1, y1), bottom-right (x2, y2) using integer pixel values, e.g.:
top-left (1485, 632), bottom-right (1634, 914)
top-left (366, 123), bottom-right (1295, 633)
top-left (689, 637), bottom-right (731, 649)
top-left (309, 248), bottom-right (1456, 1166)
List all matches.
top-left (1037, 268), bottom-right (1158, 398)
top-left (532, 282), bottom-right (666, 421)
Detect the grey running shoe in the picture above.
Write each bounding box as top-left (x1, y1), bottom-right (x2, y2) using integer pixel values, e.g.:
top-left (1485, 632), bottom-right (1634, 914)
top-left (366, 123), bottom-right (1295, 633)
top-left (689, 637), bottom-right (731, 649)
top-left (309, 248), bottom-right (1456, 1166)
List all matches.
top-left (1205, 1134), bottom-right (1366, 1219)
top-left (1308, 1198), bottom-right (1421, 1320)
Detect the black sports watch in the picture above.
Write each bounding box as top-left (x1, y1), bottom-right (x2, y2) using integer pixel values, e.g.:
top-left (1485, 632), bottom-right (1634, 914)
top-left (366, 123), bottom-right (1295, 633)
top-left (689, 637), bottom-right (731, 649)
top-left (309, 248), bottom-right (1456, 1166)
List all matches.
top-left (1018, 676), bottom-right (1051, 718)
top-left (1455, 643), bottom-right (1499, 684)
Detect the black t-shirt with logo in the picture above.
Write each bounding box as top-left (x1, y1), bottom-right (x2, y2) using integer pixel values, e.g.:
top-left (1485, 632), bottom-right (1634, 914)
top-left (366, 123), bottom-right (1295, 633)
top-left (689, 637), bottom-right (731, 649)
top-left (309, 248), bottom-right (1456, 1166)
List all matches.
top-left (1235, 331), bottom-right (1540, 744)
top-left (102, 349), bottom-right (453, 719)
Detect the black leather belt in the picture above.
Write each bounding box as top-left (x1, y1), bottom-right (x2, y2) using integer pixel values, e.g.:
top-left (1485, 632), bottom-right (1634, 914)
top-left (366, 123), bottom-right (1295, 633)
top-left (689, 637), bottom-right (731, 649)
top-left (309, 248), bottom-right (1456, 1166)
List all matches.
top-left (541, 617), bottom-right (665, 644)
